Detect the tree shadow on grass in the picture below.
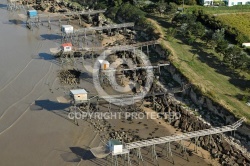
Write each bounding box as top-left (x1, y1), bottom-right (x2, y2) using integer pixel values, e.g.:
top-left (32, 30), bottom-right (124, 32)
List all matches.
top-left (147, 14), bottom-right (173, 28)
top-left (174, 33), bottom-right (242, 80)
top-left (235, 93), bottom-right (250, 101)
top-left (143, 15), bottom-right (248, 93)
top-left (229, 77), bottom-right (250, 91)
top-left (191, 46), bottom-right (242, 79)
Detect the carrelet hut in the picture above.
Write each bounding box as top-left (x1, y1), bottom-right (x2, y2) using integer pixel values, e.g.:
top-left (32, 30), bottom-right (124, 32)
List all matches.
top-left (61, 43), bottom-right (72, 52)
top-left (70, 89), bottom-right (88, 103)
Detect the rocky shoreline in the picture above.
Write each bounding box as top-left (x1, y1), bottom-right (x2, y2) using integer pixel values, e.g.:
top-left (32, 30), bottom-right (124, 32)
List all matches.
top-left (147, 44), bottom-right (249, 165)
top-left (168, 99), bottom-right (250, 166)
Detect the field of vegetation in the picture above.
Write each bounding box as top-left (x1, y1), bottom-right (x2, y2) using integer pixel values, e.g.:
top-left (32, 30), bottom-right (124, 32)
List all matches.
top-left (215, 13), bottom-right (250, 40)
top-left (185, 5), bottom-right (250, 14)
top-left (167, 38), bottom-right (250, 122)
top-left (147, 13), bottom-right (250, 123)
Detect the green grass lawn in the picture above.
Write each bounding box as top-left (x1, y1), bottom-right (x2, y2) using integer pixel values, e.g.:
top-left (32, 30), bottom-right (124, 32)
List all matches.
top-left (147, 14), bottom-right (250, 123)
top-left (169, 39), bottom-right (250, 120)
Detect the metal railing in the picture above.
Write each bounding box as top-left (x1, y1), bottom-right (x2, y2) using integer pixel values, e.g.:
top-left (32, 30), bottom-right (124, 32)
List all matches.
top-left (124, 118), bottom-right (245, 150)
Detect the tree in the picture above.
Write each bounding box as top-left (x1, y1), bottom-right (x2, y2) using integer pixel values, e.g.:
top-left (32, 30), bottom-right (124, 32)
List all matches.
top-left (111, 0), bottom-right (123, 6)
top-left (156, 1), bottom-right (167, 15)
top-left (186, 31), bottom-right (196, 44)
top-left (236, 33), bottom-right (249, 44)
top-left (185, 0), bottom-right (196, 5)
top-left (215, 39), bottom-right (228, 56)
top-left (202, 30), bottom-right (213, 45)
top-left (142, 3), bottom-right (157, 13)
top-left (172, 13), bottom-right (183, 25)
top-left (181, 22), bottom-right (205, 43)
top-left (166, 2), bottom-right (177, 14)
top-left (211, 28), bottom-right (226, 48)
top-left (106, 6), bottom-right (119, 20)
top-left (238, 53), bottom-right (250, 72)
top-left (132, 0), bottom-right (146, 7)
top-left (94, 2), bottom-right (108, 9)
top-left (165, 2), bottom-right (177, 19)
top-left (246, 60), bottom-right (250, 73)
top-left (188, 22), bottom-right (205, 39)
top-left (180, 23), bottom-right (188, 35)
top-left (183, 13), bottom-right (197, 24)
top-left (174, 0), bottom-right (183, 5)
top-left (212, 28), bottom-right (225, 42)
top-left (224, 46), bottom-right (242, 68)
top-left (137, 17), bottom-right (149, 27)
top-left (172, 13), bottom-right (196, 25)
top-left (117, 2), bottom-right (145, 22)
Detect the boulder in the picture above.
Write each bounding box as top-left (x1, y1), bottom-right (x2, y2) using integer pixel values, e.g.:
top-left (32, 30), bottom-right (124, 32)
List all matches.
top-left (179, 106), bottom-right (188, 115)
top-left (211, 148), bottom-right (218, 158)
top-left (187, 124), bottom-right (193, 132)
top-left (204, 136), bottom-right (209, 146)
top-left (218, 144), bottom-right (223, 152)
top-left (221, 140), bottom-right (232, 153)
top-left (180, 120), bottom-right (188, 130)
top-left (236, 158), bottom-right (244, 165)
top-left (174, 120), bottom-right (180, 128)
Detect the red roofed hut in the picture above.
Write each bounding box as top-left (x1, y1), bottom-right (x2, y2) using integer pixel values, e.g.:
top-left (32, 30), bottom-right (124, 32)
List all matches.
top-left (61, 43), bottom-right (72, 52)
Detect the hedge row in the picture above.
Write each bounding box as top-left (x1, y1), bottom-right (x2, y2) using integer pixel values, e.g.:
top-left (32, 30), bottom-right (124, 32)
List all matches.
top-left (193, 10), bottom-right (250, 44)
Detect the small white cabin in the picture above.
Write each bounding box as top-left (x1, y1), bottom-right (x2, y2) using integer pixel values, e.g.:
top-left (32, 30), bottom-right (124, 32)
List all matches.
top-left (70, 89), bottom-right (88, 102)
top-left (108, 140), bottom-right (123, 155)
top-left (98, 60), bottom-right (110, 70)
top-left (61, 43), bottom-right (72, 52)
top-left (61, 25), bottom-right (74, 34)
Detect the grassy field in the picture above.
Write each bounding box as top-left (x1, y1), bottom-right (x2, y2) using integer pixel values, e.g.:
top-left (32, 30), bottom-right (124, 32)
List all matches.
top-left (168, 39), bottom-right (250, 121)
top-left (215, 13), bottom-right (250, 39)
top-left (147, 14), bottom-right (250, 123)
top-left (185, 5), bottom-right (250, 14)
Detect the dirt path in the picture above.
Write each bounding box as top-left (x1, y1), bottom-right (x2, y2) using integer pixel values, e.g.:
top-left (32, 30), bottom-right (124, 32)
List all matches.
top-left (146, 18), bottom-right (177, 60)
top-left (146, 18), bottom-right (196, 79)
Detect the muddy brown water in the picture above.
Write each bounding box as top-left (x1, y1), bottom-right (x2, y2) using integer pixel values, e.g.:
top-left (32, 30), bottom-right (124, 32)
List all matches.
top-left (0, 1), bottom-right (101, 166)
